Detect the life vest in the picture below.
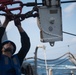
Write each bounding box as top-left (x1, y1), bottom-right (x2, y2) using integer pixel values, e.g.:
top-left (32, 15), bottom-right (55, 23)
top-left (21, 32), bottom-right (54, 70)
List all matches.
top-left (0, 54), bottom-right (21, 75)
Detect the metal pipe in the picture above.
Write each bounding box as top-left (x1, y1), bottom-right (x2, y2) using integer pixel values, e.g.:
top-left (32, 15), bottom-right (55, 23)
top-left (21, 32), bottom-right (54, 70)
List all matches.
top-left (61, 1), bottom-right (76, 4)
top-left (63, 31), bottom-right (76, 36)
top-left (34, 45), bottom-right (46, 75)
top-left (34, 47), bottom-right (38, 75)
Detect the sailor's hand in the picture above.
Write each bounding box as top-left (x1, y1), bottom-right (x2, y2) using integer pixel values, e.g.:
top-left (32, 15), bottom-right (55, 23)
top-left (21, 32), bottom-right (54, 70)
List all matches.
top-left (33, 6), bottom-right (39, 12)
top-left (14, 18), bottom-right (21, 27)
top-left (14, 18), bottom-right (25, 32)
top-left (5, 16), bottom-right (11, 23)
top-left (20, 14), bottom-right (26, 21)
top-left (5, 11), bottom-right (14, 22)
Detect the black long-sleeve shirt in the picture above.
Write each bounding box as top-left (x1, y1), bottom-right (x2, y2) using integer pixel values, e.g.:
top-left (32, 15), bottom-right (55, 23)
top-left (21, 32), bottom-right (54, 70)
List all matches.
top-left (0, 27), bottom-right (31, 66)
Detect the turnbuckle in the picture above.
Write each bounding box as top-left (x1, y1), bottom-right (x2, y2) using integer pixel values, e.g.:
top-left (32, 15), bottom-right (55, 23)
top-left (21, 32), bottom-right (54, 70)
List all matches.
top-left (0, 1), bottom-right (23, 14)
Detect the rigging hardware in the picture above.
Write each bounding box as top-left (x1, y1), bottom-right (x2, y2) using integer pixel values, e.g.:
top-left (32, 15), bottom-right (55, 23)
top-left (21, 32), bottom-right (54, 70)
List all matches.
top-left (0, 0), bottom-right (23, 14)
top-left (0, 0), bottom-right (76, 46)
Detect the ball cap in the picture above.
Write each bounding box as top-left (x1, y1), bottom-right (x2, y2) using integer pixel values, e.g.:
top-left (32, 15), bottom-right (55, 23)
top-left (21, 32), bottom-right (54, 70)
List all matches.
top-left (1, 40), bottom-right (16, 54)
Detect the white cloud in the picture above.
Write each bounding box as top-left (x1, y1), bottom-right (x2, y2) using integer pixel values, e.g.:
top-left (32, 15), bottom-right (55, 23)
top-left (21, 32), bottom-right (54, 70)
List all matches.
top-left (71, 37), bottom-right (76, 43)
top-left (64, 3), bottom-right (76, 16)
top-left (65, 37), bottom-right (76, 45)
top-left (0, 16), bottom-right (5, 23)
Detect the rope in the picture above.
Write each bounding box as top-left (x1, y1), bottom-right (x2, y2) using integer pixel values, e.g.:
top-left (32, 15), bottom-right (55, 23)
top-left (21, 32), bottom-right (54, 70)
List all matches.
top-left (63, 31), bottom-right (76, 36)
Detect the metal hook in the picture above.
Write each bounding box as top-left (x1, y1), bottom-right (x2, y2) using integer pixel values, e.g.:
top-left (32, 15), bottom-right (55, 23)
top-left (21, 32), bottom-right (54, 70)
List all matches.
top-left (49, 42), bottom-right (55, 47)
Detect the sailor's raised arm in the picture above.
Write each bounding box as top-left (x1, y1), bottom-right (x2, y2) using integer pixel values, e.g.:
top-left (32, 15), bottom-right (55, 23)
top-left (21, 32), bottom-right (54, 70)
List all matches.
top-left (0, 16), bottom-right (11, 55)
top-left (2, 16), bottom-right (11, 28)
top-left (14, 18), bottom-right (31, 65)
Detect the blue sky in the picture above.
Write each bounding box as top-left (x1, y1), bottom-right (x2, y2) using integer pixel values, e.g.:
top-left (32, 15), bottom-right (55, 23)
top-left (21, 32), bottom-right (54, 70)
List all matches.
top-left (0, 0), bottom-right (76, 59)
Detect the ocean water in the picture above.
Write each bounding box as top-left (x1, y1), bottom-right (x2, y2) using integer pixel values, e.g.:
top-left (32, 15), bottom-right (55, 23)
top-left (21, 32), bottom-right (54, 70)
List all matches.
top-left (22, 58), bottom-right (76, 75)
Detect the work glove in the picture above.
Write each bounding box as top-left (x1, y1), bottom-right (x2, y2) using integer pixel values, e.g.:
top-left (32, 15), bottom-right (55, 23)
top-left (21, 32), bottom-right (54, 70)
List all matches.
top-left (20, 14), bottom-right (26, 21)
top-left (20, 11), bottom-right (33, 21)
top-left (33, 6), bottom-right (38, 12)
top-left (14, 18), bottom-right (21, 26)
top-left (5, 11), bottom-right (14, 22)
top-left (5, 14), bottom-right (13, 22)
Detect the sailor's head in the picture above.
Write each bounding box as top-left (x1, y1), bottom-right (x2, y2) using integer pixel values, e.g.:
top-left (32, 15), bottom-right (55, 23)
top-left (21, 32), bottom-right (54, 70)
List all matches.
top-left (1, 40), bottom-right (16, 55)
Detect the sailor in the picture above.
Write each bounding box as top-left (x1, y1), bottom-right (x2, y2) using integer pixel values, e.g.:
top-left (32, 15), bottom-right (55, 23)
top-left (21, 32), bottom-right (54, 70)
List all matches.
top-left (0, 15), bottom-right (31, 75)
